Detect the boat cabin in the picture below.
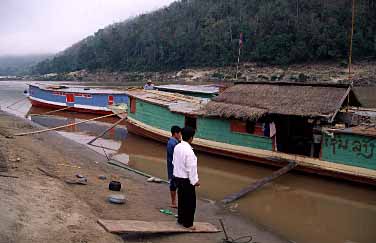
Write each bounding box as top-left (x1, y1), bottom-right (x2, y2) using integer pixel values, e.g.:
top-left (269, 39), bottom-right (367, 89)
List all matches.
top-left (28, 83), bottom-right (128, 114)
top-left (205, 82), bottom-right (362, 156)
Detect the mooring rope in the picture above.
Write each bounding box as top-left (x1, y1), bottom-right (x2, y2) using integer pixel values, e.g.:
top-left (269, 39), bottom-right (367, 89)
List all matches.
top-left (6, 97), bottom-right (28, 109)
top-left (219, 219), bottom-right (260, 243)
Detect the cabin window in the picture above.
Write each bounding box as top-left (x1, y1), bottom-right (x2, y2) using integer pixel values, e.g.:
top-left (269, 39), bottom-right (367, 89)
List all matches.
top-left (185, 116), bottom-right (197, 130)
top-left (253, 123), bottom-right (265, 136)
top-left (230, 120), bottom-right (264, 136)
top-left (108, 95), bottom-right (114, 105)
top-left (130, 97), bottom-right (136, 113)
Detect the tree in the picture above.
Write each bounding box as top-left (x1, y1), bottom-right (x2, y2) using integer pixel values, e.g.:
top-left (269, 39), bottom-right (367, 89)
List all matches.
top-left (33, 0), bottom-right (376, 75)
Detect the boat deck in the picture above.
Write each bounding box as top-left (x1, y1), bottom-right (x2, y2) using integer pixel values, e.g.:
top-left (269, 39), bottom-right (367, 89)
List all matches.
top-left (126, 89), bottom-right (207, 115)
top-left (327, 125), bottom-right (376, 138)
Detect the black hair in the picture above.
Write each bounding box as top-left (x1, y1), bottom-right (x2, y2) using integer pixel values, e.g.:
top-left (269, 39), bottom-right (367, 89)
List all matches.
top-left (170, 125), bottom-right (181, 135)
top-left (181, 127), bottom-right (195, 141)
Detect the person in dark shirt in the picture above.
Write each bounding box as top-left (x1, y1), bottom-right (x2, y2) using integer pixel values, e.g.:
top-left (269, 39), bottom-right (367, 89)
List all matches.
top-left (167, 125), bottom-right (181, 208)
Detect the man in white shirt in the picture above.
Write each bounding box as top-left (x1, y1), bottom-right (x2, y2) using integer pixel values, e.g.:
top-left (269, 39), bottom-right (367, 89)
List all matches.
top-left (172, 127), bottom-right (200, 230)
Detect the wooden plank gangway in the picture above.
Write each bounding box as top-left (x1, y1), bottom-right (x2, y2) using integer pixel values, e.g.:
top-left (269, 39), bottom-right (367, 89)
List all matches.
top-left (97, 219), bottom-right (220, 234)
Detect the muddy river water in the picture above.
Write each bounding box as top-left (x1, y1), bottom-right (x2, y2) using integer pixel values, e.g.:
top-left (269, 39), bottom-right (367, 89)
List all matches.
top-left (1, 81), bottom-right (376, 243)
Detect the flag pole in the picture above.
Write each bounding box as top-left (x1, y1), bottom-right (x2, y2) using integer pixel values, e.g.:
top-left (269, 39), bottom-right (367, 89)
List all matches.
top-left (346, 0), bottom-right (356, 112)
top-left (235, 32), bottom-right (243, 80)
top-left (235, 47), bottom-right (241, 80)
top-left (348, 0), bottom-right (356, 81)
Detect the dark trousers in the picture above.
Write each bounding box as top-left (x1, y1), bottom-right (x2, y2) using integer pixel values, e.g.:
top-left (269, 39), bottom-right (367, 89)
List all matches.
top-left (175, 177), bottom-right (196, 228)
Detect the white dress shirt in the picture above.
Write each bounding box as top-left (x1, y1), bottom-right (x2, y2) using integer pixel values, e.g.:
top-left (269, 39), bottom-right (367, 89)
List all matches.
top-left (172, 141), bottom-right (199, 186)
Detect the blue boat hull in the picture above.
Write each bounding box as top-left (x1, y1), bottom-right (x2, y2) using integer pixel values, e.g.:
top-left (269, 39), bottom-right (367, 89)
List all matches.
top-left (28, 84), bottom-right (128, 115)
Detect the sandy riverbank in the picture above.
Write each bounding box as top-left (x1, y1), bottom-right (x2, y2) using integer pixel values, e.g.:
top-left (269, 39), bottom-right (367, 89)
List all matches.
top-left (0, 110), bottom-right (289, 243)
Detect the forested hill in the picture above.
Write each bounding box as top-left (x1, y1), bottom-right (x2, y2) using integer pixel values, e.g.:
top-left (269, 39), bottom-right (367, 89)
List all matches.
top-left (34, 0), bottom-right (376, 74)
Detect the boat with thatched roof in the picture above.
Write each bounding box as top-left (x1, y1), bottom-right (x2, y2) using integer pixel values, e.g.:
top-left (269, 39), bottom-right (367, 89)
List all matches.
top-left (124, 82), bottom-right (376, 185)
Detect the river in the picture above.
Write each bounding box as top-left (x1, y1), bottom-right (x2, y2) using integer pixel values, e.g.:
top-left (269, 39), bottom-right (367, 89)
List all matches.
top-left (1, 80), bottom-right (376, 243)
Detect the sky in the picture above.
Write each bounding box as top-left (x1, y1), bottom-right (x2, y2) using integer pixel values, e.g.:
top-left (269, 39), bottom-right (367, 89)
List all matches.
top-left (0, 0), bottom-right (175, 56)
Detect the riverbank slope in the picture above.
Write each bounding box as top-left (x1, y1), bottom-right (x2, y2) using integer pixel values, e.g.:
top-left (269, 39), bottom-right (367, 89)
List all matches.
top-left (0, 110), bottom-right (289, 243)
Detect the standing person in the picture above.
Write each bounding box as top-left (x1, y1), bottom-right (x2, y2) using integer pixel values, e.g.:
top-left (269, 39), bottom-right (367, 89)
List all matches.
top-left (167, 125), bottom-right (181, 208)
top-left (172, 127), bottom-right (199, 230)
top-left (143, 80), bottom-right (154, 90)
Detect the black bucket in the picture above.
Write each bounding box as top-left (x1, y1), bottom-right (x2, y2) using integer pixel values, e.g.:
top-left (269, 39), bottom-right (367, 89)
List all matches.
top-left (109, 181), bottom-right (121, 191)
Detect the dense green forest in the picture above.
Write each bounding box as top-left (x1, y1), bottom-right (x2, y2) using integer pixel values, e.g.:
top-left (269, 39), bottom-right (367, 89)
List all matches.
top-left (34, 0), bottom-right (376, 74)
top-left (0, 54), bottom-right (52, 76)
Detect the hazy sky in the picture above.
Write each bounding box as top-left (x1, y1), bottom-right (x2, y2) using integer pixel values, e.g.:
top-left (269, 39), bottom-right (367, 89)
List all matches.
top-left (0, 0), bottom-right (175, 56)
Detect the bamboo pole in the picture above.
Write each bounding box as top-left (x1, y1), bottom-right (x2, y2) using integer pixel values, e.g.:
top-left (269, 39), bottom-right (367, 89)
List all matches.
top-left (29, 106), bottom-right (71, 117)
top-left (87, 115), bottom-right (127, 145)
top-left (222, 162), bottom-right (297, 204)
top-left (108, 160), bottom-right (169, 184)
top-left (37, 167), bottom-right (59, 179)
top-left (14, 113), bottom-right (122, 136)
top-left (88, 144), bottom-right (118, 151)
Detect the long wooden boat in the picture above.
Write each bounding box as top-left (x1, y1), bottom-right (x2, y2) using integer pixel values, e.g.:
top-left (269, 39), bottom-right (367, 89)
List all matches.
top-left (28, 83), bottom-right (128, 115)
top-left (123, 84), bottom-right (376, 185)
top-left (28, 82), bottom-right (376, 185)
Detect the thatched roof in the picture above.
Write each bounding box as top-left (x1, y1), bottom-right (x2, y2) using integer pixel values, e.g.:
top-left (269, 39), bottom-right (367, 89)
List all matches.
top-left (204, 102), bottom-right (267, 121)
top-left (205, 83), bottom-right (352, 121)
top-left (353, 86), bottom-right (376, 108)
